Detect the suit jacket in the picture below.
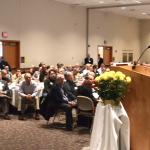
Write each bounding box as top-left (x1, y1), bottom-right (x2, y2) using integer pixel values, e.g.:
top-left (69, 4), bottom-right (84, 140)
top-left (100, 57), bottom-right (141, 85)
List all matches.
top-left (98, 57), bottom-right (103, 68)
top-left (49, 83), bottom-right (69, 105)
top-left (0, 60), bottom-right (12, 71)
top-left (43, 78), bottom-right (55, 94)
top-left (63, 80), bottom-right (77, 101)
top-left (40, 83), bottom-right (69, 120)
top-left (84, 57), bottom-right (93, 65)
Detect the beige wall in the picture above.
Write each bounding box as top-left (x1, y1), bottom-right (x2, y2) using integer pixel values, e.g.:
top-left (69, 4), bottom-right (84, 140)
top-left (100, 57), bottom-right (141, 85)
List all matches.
top-left (140, 20), bottom-right (150, 63)
top-left (0, 0), bottom-right (86, 67)
top-left (0, 0), bottom-right (148, 67)
top-left (88, 9), bottom-right (141, 64)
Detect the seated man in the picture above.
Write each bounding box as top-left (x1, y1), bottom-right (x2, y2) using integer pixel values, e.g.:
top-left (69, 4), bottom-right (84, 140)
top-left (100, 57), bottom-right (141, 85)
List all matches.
top-left (0, 72), bottom-right (11, 120)
top-left (18, 73), bottom-right (40, 120)
top-left (84, 54), bottom-right (93, 65)
top-left (12, 69), bottom-right (24, 84)
top-left (63, 72), bottom-right (77, 102)
top-left (43, 69), bottom-right (57, 98)
top-left (1, 69), bottom-right (12, 83)
top-left (49, 74), bottom-right (76, 131)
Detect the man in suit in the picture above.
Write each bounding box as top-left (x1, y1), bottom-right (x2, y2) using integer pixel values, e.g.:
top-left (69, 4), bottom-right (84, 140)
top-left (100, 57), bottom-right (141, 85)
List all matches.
top-left (63, 72), bottom-right (77, 102)
top-left (49, 74), bottom-right (75, 130)
top-left (0, 72), bottom-right (11, 119)
top-left (84, 54), bottom-right (93, 65)
top-left (98, 54), bottom-right (103, 68)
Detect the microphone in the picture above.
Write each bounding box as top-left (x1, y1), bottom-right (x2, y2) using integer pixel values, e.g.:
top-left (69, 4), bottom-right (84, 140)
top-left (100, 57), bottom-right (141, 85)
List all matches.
top-left (132, 45), bottom-right (150, 69)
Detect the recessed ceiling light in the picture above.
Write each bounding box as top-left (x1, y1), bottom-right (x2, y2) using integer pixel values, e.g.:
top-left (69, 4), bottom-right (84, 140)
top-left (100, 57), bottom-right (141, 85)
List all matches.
top-left (135, 0), bottom-right (142, 3)
top-left (115, 0), bottom-right (126, 4)
top-left (121, 7), bottom-right (126, 10)
top-left (142, 12), bottom-right (147, 15)
top-left (99, 1), bottom-right (104, 4)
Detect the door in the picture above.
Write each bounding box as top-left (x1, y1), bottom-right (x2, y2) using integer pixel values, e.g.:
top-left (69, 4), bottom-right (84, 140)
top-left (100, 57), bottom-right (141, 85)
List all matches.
top-left (2, 40), bottom-right (20, 69)
top-left (98, 45), bottom-right (113, 66)
top-left (103, 46), bottom-right (112, 66)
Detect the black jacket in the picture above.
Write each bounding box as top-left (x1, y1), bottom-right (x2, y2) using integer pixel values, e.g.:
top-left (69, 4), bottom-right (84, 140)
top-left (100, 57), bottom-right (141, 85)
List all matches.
top-left (77, 85), bottom-right (97, 106)
top-left (84, 57), bottom-right (93, 65)
top-left (63, 80), bottom-right (77, 101)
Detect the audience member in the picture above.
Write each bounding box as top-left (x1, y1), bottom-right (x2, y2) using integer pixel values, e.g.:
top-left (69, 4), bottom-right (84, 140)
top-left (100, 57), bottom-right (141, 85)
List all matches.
top-left (18, 73), bottom-right (40, 120)
top-left (0, 72), bottom-right (11, 119)
top-left (0, 57), bottom-right (12, 71)
top-left (42, 69), bottom-right (57, 98)
top-left (97, 54), bottom-right (103, 68)
top-left (77, 75), bottom-right (97, 106)
top-left (82, 64), bottom-right (92, 76)
top-left (12, 69), bottom-right (24, 84)
top-left (1, 69), bottom-right (12, 83)
top-left (48, 74), bottom-right (75, 130)
top-left (63, 72), bottom-right (77, 101)
top-left (84, 54), bottom-right (93, 65)
top-left (39, 64), bottom-right (47, 82)
top-left (97, 63), bottom-right (106, 75)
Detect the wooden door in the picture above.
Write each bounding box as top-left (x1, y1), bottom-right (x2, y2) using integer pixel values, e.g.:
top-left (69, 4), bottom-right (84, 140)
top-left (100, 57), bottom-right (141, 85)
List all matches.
top-left (98, 45), bottom-right (113, 66)
top-left (103, 46), bottom-right (112, 66)
top-left (2, 40), bottom-right (20, 69)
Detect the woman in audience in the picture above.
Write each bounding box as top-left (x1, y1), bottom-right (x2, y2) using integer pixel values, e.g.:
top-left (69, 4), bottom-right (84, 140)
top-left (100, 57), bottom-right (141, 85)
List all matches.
top-left (77, 75), bottom-right (97, 106)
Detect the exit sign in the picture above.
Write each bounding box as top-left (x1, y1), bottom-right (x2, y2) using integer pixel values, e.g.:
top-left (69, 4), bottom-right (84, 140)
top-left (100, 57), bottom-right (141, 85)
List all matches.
top-left (2, 32), bottom-right (8, 38)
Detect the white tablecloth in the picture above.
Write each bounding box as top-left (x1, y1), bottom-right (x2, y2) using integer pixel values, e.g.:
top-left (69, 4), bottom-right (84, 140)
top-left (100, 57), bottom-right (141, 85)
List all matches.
top-left (90, 101), bottom-right (130, 150)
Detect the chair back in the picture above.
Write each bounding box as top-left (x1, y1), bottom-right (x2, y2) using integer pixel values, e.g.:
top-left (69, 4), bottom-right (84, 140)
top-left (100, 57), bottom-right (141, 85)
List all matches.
top-left (77, 96), bottom-right (94, 112)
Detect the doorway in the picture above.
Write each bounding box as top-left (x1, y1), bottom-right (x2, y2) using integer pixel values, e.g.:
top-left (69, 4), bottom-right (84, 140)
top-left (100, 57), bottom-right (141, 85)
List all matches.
top-left (1, 40), bottom-right (20, 70)
top-left (97, 45), bottom-right (113, 66)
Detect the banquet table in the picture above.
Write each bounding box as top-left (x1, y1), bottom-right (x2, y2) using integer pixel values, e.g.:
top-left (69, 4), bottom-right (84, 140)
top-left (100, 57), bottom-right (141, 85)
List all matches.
top-left (90, 101), bottom-right (130, 150)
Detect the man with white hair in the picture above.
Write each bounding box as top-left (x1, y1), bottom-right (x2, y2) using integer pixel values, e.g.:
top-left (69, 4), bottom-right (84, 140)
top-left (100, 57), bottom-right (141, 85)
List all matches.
top-left (49, 74), bottom-right (75, 131)
top-left (18, 73), bottom-right (40, 120)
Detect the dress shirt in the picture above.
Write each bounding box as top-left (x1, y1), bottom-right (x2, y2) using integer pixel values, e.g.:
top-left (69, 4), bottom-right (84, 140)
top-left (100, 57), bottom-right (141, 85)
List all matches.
top-left (19, 80), bottom-right (38, 97)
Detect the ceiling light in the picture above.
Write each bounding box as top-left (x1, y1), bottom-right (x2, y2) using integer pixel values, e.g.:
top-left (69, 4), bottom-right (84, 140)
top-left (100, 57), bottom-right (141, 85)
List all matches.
top-left (142, 12), bottom-right (147, 15)
top-left (115, 0), bottom-right (126, 4)
top-left (135, 0), bottom-right (142, 3)
top-left (99, 1), bottom-right (104, 4)
top-left (121, 7), bottom-right (126, 10)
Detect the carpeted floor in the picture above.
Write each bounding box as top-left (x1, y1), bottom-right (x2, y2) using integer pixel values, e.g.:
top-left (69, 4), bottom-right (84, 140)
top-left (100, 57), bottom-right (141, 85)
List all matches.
top-left (0, 115), bottom-right (90, 150)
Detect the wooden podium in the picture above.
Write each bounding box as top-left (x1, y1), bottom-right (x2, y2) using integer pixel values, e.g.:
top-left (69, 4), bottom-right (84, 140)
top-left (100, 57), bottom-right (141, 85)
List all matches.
top-left (111, 65), bottom-right (150, 150)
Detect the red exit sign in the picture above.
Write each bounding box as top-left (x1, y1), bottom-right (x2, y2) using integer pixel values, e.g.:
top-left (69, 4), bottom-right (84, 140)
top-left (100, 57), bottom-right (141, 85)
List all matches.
top-left (2, 32), bottom-right (8, 38)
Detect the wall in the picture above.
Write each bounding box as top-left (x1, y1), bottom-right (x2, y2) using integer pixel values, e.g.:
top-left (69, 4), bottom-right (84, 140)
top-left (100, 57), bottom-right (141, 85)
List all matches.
top-left (0, 0), bottom-right (147, 68)
top-left (0, 0), bottom-right (86, 67)
top-left (88, 9), bottom-right (141, 64)
top-left (140, 20), bottom-right (150, 63)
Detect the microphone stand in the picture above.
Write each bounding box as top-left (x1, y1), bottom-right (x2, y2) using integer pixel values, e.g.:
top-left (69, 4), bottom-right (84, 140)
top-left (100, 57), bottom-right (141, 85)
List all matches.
top-left (132, 45), bottom-right (150, 69)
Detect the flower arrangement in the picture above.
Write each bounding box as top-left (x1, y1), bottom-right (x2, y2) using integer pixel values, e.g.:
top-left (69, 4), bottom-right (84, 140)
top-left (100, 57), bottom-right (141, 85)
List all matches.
top-left (95, 70), bottom-right (131, 103)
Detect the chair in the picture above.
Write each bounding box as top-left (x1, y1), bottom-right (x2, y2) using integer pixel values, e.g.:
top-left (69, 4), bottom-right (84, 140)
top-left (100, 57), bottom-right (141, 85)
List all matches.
top-left (77, 96), bottom-right (95, 129)
top-left (52, 108), bottom-right (65, 123)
